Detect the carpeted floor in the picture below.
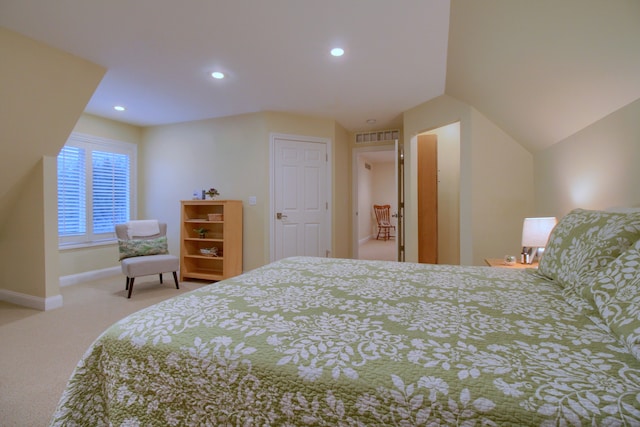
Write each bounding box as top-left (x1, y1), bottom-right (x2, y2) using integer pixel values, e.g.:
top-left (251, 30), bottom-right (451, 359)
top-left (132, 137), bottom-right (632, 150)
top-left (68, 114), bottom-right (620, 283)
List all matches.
top-left (0, 274), bottom-right (208, 427)
top-left (358, 237), bottom-right (397, 261)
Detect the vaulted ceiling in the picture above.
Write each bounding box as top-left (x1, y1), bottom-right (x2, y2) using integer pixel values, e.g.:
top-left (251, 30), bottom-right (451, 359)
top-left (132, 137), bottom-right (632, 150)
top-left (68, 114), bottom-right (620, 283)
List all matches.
top-left (1, 0), bottom-right (638, 152)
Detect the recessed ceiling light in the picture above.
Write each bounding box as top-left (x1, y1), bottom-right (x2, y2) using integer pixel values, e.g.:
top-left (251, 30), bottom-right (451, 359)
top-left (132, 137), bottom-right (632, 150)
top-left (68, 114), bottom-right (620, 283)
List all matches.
top-left (366, 119), bottom-right (376, 124)
top-left (113, 105), bottom-right (126, 112)
top-left (330, 47), bottom-right (345, 57)
top-left (211, 72), bottom-right (225, 79)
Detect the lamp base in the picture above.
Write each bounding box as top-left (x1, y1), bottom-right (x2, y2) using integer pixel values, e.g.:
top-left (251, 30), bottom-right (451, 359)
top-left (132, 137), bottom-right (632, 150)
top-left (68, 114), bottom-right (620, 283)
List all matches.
top-left (521, 247), bottom-right (540, 264)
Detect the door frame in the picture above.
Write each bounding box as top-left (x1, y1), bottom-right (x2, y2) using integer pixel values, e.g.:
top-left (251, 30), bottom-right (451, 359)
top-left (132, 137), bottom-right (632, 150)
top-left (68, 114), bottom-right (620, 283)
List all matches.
top-left (351, 143), bottom-right (398, 260)
top-left (269, 133), bottom-right (332, 262)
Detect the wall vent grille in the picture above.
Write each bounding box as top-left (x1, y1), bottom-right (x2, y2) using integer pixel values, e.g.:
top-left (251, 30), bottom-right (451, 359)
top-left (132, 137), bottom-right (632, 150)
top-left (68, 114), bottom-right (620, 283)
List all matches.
top-left (355, 129), bottom-right (400, 144)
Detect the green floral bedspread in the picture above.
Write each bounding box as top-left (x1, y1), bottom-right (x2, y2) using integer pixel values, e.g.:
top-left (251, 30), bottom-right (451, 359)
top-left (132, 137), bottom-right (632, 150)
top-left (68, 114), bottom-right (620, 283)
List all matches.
top-left (51, 257), bottom-right (640, 426)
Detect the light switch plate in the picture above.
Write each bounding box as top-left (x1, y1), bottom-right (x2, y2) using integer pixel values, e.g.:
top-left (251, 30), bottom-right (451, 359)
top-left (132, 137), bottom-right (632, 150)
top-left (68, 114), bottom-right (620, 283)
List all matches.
top-left (249, 196), bottom-right (257, 205)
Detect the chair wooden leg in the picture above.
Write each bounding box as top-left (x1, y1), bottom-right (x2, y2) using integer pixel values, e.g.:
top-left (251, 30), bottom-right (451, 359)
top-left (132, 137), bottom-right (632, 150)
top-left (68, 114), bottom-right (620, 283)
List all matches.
top-left (127, 278), bottom-right (135, 298)
top-left (159, 273), bottom-right (163, 284)
top-left (173, 271), bottom-right (180, 289)
top-left (125, 277), bottom-right (129, 290)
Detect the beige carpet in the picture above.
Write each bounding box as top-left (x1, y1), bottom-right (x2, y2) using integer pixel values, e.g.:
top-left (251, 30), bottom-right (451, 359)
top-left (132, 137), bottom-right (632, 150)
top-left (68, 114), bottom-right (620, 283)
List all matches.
top-left (358, 237), bottom-right (397, 261)
top-left (0, 274), bottom-right (208, 427)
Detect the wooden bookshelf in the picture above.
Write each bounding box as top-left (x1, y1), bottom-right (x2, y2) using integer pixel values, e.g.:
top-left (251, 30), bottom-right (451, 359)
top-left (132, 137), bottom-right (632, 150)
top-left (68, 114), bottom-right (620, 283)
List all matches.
top-left (180, 200), bottom-right (242, 282)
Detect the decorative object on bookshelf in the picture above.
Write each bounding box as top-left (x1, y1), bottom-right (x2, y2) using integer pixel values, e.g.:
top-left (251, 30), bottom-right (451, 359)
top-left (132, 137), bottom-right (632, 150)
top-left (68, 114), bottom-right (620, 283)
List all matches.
top-left (208, 213), bottom-right (224, 221)
top-left (205, 187), bottom-right (220, 199)
top-left (193, 227), bottom-right (208, 238)
top-left (199, 247), bottom-right (219, 257)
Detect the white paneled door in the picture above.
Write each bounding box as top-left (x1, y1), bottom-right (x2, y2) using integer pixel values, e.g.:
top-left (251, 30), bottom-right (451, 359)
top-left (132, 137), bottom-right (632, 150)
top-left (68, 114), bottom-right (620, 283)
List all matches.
top-left (272, 136), bottom-right (329, 261)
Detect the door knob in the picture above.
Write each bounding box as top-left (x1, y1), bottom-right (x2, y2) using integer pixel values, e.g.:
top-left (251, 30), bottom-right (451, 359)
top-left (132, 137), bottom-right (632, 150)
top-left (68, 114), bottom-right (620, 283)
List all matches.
top-left (276, 212), bottom-right (288, 220)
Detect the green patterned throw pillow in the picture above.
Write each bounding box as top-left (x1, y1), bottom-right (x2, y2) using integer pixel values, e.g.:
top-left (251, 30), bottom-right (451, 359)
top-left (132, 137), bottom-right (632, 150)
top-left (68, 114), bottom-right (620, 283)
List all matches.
top-left (538, 208), bottom-right (640, 294)
top-left (582, 239), bottom-right (640, 359)
top-left (118, 236), bottom-right (169, 260)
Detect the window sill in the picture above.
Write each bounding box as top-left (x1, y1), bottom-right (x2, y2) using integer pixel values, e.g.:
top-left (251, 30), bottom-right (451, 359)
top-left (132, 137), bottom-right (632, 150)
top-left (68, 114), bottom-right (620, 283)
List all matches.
top-left (59, 239), bottom-right (117, 251)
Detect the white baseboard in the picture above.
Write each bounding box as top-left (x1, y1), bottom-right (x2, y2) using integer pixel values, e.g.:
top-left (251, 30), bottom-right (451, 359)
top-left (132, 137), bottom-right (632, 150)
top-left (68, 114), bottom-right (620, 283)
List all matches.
top-left (0, 267), bottom-right (121, 311)
top-left (59, 266), bottom-right (121, 287)
top-left (359, 235), bottom-right (372, 245)
top-left (0, 288), bottom-right (63, 311)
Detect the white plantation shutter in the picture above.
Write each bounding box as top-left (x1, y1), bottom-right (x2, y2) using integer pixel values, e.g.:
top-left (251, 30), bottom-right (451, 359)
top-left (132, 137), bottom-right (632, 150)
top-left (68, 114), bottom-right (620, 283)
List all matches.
top-left (58, 133), bottom-right (136, 246)
top-left (92, 150), bottom-right (130, 234)
top-left (58, 146), bottom-right (86, 236)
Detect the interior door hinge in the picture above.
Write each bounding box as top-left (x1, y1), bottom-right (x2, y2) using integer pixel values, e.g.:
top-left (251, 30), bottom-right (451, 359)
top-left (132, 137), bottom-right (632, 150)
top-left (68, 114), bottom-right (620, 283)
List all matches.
top-left (326, 202), bottom-right (328, 209)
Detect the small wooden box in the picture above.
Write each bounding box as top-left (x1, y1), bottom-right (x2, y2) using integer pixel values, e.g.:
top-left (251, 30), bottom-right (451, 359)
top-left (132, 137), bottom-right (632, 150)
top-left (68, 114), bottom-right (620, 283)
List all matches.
top-left (207, 213), bottom-right (224, 221)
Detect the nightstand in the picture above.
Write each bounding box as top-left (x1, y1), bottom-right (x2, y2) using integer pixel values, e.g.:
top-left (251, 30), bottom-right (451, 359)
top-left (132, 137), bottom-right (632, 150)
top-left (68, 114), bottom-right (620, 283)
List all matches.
top-left (484, 258), bottom-right (538, 269)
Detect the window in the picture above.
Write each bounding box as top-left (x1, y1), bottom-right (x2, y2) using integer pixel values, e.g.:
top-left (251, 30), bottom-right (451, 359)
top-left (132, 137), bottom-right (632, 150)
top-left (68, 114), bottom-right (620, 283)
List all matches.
top-left (57, 133), bottom-right (136, 247)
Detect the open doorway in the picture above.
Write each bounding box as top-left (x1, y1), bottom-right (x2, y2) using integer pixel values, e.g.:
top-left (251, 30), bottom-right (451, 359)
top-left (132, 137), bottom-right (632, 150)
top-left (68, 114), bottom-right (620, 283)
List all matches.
top-left (352, 145), bottom-right (398, 261)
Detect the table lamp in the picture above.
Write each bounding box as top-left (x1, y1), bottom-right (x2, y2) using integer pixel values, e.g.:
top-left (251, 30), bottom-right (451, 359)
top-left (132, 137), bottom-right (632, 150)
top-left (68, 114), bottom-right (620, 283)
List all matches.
top-left (521, 217), bottom-right (557, 264)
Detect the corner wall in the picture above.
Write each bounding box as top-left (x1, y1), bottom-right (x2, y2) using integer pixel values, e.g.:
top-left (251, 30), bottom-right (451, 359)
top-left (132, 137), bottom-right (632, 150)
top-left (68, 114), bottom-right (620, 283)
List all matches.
top-left (0, 28), bottom-right (104, 308)
top-left (535, 98), bottom-right (640, 217)
top-left (332, 122), bottom-right (351, 259)
top-left (403, 95), bottom-right (534, 265)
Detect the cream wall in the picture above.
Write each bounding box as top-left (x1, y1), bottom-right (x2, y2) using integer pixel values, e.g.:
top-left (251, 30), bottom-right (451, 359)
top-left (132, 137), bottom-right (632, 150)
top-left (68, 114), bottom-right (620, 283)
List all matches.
top-left (141, 112), bottom-right (267, 271)
top-left (3, 158), bottom-right (56, 301)
top-left (404, 95), bottom-right (534, 265)
top-left (535, 98), bottom-right (640, 217)
top-left (356, 156), bottom-right (374, 241)
top-left (468, 108), bottom-right (535, 261)
top-left (0, 28), bottom-right (104, 308)
top-left (331, 122), bottom-right (351, 259)
top-left (371, 162), bottom-right (396, 212)
top-left (141, 111), bottom-right (349, 271)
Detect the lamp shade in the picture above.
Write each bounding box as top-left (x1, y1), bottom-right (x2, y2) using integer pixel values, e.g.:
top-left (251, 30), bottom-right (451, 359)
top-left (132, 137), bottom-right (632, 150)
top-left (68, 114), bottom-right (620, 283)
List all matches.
top-left (521, 217), bottom-right (557, 247)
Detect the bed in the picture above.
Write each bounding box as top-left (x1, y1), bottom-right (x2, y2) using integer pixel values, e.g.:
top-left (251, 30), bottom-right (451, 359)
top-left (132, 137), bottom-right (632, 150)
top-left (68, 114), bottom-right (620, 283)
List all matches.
top-left (50, 208), bottom-right (640, 426)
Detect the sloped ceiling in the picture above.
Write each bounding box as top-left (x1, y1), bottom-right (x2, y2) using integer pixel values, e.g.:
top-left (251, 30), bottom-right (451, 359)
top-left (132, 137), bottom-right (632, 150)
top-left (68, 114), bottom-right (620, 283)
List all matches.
top-left (446, 0), bottom-right (640, 152)
top-left (0, 27), bottom-right (105, 227)
top-left (1, 0), bottom-right (639, 153)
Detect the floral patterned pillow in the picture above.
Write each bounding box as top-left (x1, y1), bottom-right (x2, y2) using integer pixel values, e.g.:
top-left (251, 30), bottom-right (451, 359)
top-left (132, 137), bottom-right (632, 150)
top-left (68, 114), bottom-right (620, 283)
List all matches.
top-left (582, 239), bottom-right (640, 359)
top-left (538, 208), bottom-right (640, 294)
top-left (118, 236), bottom-right (169, 260)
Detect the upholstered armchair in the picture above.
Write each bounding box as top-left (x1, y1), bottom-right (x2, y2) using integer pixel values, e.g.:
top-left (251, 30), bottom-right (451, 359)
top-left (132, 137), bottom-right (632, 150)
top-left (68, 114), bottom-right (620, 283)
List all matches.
top-left (115, 221), bottom-right (179, 298)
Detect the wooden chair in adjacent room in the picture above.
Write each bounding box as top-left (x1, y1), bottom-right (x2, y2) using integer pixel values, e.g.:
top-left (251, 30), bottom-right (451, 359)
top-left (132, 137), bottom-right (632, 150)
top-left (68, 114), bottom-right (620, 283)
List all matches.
top-left (373, 204), bottom-right (395, 241)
